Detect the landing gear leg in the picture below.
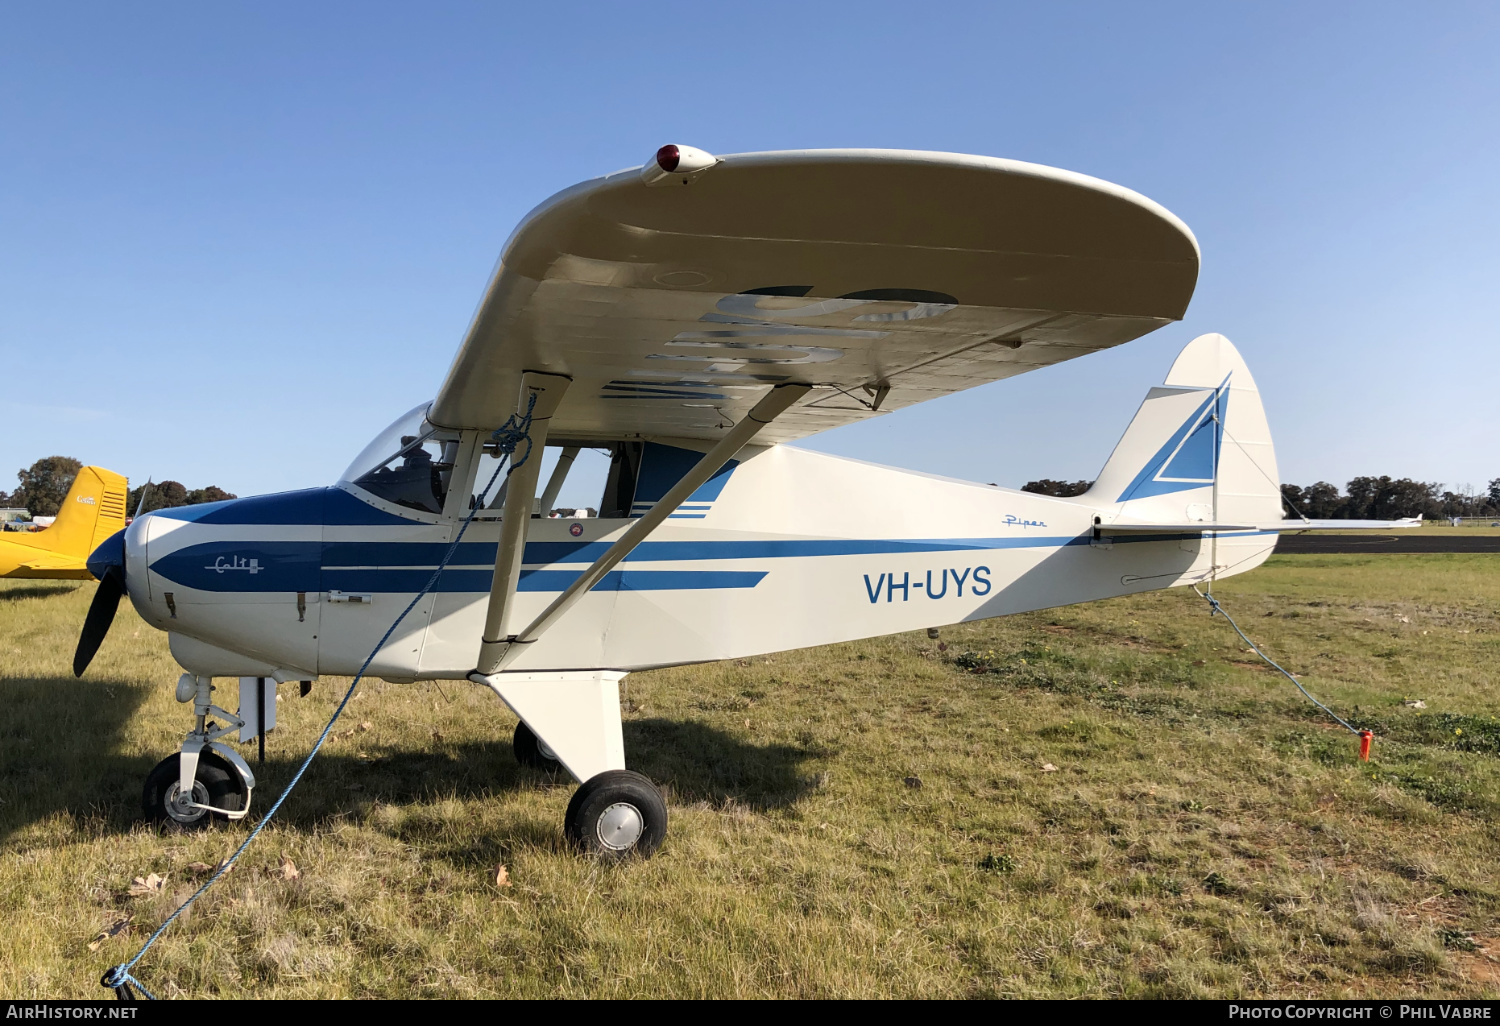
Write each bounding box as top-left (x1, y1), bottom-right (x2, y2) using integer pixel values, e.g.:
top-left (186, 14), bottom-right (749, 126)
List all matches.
top-left (142, 674), bottom-right (257, 829)
top-left (474, 670), bottom-right (669, 858)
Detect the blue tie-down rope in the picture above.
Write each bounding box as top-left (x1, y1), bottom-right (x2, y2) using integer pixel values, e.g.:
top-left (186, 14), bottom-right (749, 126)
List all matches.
top-left (1193, 583), bottom-right (1366, 741)
top-left (102, 399), bottom-right (536, 1000)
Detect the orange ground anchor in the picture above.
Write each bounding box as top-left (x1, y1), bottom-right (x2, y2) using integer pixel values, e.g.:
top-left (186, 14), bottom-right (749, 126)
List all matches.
top-left (1359, 730), bottom-right (1374, 761)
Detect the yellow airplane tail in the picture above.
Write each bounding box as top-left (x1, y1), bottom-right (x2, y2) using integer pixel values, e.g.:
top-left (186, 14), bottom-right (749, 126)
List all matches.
top-left (26, 466), bottom-right (130, 559)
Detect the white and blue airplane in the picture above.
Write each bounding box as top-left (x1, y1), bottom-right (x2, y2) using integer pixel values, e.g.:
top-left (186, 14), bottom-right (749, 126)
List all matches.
top-left (73, 146), bottom-right (1414, 858)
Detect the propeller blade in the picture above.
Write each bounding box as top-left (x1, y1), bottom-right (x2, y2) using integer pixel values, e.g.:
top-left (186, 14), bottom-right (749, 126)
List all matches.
top-left (133, 479), bottom-right (154, 519)
top-left (74, 566), bottom-right (125, 677)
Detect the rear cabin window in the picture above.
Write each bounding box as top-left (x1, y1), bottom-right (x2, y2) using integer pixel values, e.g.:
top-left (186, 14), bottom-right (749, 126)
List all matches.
top-left (471, 444), bottom-right (614, 517)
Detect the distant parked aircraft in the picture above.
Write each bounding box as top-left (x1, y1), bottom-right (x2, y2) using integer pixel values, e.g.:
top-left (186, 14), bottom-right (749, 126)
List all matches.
top-left (0, 466), bottom-right (128, 579)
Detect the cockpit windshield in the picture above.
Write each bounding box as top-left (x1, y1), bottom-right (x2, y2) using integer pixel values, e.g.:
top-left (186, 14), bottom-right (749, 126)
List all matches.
top-left (340, 403), bottom-right (461, 515)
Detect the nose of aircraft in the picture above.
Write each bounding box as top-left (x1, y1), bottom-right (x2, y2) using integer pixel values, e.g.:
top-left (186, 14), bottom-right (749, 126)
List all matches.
top-left (86, 528), bottom-right (126, 580)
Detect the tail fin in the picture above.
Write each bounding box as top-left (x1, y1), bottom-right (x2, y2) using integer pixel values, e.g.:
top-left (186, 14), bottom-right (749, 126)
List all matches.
top-left (1084, 334), bottom-right (1281, 524)
top-left (28, 467), bottom-right (130, 557)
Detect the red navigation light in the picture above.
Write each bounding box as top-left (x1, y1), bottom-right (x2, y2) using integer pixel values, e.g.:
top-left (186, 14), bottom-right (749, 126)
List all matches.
top-left (640, 143), bottom-right (715, 186)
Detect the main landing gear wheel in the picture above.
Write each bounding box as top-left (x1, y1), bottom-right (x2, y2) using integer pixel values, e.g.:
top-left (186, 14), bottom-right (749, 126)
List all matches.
top-left (512, 720), bottom-right (561, 772)
top-left (564, 770), bottom-right (668, 860)
top-left (142, 752), bottom-right (246, 831)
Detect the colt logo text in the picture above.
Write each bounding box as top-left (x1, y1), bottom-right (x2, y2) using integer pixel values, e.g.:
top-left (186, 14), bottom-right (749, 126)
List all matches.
top-left (206, 555), bottom-right (262, 574)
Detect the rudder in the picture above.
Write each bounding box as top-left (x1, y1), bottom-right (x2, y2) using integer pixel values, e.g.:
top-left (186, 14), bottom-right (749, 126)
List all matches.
top-left (28, 466), bottom-right (130, 559)
top-left (1084, 334), bottom-right (1281, 525)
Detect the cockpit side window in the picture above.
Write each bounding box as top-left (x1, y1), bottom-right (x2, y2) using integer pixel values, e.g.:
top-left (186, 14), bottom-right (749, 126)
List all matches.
top-left (351, 432), bottom-right (454, 514)
top-left (341, 404), bottom-right (461, 515)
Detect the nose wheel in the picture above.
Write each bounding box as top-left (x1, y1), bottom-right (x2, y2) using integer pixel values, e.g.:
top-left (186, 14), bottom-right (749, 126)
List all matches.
top-left (142, 752), bottom-right (248, 831)
top-left (564, 770), bottom-right (668, 859)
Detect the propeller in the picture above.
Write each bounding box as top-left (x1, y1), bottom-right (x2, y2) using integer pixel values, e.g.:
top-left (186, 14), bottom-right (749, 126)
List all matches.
top-left (132, 479), bottom-right (154, 519)
top-left (74, 528), bottom-right (127, 677)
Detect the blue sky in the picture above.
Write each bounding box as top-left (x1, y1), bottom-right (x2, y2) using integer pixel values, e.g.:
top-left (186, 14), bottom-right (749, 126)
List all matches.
top-left (2, 2), bottom-right (1496, 508)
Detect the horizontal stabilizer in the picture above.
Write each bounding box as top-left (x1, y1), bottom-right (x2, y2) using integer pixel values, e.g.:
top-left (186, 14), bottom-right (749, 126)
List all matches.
top-left (1097, 522), bottom-right (1256, 534)
top-left (1273, 518), bottom-right (1422, 531)
top-left (14, 552), bottom-right (76, 571)
top-left (1098, 517), bottom-right (1421, 534)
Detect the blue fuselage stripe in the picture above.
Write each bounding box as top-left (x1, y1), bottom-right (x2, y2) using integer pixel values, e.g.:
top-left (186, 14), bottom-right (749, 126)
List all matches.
top-left (321, 568), bottom-right (768, 594)
top-left (147, 531), bottom-right (1277, 595)
top-left (319, 536), bottom-right (1088, 569)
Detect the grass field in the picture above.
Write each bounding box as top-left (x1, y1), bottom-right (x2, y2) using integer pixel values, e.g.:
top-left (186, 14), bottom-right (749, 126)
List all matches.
top-left (2, 553), bottom-right (1499, 999)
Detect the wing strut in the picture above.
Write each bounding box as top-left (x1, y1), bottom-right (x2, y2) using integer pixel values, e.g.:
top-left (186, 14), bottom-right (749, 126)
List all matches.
top-left (471, 382), bottom-right (811, 677)
top-left (538, 446), bottom-right (580, 515)
top-left (475, 372), bottom-right (572, 674)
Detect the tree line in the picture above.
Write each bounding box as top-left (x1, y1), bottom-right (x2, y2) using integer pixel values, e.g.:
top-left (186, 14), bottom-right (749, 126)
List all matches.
top-left (0, 456), bottom-right (236, 518)
top-left (1280, 477), bottom-right (1500, 520)
top-left (1020, 475), bottom-right (1500, 519)
top-left (9, 454), bottom-right (1495, 522)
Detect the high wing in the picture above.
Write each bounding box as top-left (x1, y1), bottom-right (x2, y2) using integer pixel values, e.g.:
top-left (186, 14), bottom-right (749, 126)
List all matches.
top-left (430, 148), bottom-right (1200, 444)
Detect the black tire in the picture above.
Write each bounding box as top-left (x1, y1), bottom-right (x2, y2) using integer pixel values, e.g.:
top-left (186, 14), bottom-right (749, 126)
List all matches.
top-left (512, 720), bottom-right (561, 772)
top-left (564, 770), bottom-right (668, 860)
top-left (142, 752), bottom-right (246, 831)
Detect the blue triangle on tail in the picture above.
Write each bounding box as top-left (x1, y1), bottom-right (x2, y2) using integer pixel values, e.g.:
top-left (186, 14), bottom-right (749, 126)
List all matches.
top-left (1158, 416), bottom-right (1217, 482)
top-left (1116, 376), bottom-right (1230, 502)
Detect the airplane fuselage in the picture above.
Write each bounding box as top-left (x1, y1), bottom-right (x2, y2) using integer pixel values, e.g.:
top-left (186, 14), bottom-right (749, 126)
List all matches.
top-left (122, 442), bottom-right (1277, 683)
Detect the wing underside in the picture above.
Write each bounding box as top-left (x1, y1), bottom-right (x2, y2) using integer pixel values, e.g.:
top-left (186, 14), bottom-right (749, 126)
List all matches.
top-left (431, 149), bottom-right (1201, 444)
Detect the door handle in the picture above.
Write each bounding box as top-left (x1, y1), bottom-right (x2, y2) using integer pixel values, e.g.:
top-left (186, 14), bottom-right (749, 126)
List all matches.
top-left (327, 591), bottom-right (372, 604)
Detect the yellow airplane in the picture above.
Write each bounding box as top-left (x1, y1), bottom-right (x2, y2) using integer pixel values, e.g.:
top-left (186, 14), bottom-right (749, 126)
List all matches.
top-left (0, 467), bottom-right (129, 580)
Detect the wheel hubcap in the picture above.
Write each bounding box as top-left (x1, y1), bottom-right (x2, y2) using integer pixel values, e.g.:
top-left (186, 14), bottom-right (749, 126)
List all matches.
top-left (164, 779), bottom-right (210, 824)
top-left (596, 802), bottom-right (644, 851)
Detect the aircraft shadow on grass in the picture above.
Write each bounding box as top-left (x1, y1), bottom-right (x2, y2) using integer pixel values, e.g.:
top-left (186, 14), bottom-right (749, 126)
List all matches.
top-left (0, 675), bottom-right (156, 843)
top-left (0, 680), bottom-right (820, 846)
top-left (0, 584), bottom-right (82, 603)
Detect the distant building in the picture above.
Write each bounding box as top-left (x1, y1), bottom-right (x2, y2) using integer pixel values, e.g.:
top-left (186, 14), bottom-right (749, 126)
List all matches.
top-left (0, 508), bottom-right (30, 524)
